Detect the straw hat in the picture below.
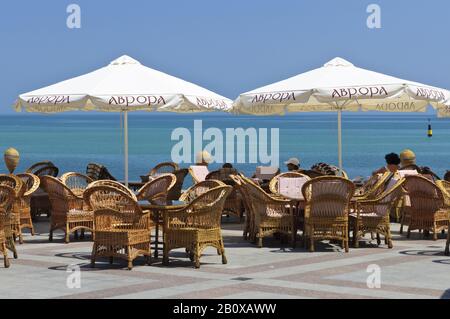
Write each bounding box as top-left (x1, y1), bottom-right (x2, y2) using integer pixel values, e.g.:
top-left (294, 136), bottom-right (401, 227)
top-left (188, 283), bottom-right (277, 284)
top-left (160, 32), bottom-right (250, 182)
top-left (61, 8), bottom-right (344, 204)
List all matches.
top-left (196, 150), bottom-right (212, 164)
top-left (400, 149), bottom-right (416, 166)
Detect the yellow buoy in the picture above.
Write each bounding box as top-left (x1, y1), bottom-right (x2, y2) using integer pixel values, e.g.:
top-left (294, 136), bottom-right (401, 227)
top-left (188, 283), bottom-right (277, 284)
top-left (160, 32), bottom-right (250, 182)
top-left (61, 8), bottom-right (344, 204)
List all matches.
top-left (427, 119), bottom-right (432, 138)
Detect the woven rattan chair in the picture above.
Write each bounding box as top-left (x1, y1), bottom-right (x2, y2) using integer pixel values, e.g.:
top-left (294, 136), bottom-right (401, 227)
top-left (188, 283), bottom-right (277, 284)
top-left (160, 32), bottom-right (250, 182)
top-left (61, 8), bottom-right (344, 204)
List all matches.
top-left (354, 173), bottom-right (390, 199)
top-left (26, 161), bottom-right (59, 177)
top-left (206, 168), bottom-right (244, 219)
top-left (84, 185), bottom-right (152, 270)
top-left (0, 185), bottom-right (15, 268)
top-left (189, 165), bottom-right (210, 184)
top-left (16, 173), bottom-right (40, 238)
top-left (136, 174), bottom-right (177, 205)
top-left (87, 180), bottom-right (136, 200)
top-left (234, 175), bottom-right (296, 248)
top-left (40, 176), bottom-right (94, 243)
top-left (179, 180), bottom-right (225, 203)
top-left (269, 172), bottom-right (311, 196)
top-left (302, 176), bottom-right (355, 252)
top-left (351, 179), bottom-right (405, 248)
top-left (149, 162), bottom-right (179, 177)
top-left (167, 168), bottom-right (189, 201)
top-left (402, 175), bottom-right (449, 240)
top-left (163, 185), bottom-right (232, 268)
top-left (0, 174), bottom-right (25, 246)
top-left (61, 172), bottom-right (94, 197)
top-left (86, 163), bottom-right (116, 181)
top-left (440, 181), bottom-right (450, 255)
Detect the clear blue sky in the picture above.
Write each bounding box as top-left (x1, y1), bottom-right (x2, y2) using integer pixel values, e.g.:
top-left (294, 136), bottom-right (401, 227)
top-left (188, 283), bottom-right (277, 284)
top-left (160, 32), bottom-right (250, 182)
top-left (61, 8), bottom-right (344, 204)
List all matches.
top-left (1, 0), bottom-right (449, 114)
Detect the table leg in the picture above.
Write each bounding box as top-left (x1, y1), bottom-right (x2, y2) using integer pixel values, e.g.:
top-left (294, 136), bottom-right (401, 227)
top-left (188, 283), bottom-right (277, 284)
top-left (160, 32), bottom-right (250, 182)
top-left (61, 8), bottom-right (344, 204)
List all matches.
top-left (154, 211), bottom-right (159, 259)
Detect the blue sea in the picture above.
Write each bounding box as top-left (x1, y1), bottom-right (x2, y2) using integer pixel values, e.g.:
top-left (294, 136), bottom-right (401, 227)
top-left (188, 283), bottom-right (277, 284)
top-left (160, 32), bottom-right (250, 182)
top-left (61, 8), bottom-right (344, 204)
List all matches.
top-left (0, 112), bottom-right (449, 184)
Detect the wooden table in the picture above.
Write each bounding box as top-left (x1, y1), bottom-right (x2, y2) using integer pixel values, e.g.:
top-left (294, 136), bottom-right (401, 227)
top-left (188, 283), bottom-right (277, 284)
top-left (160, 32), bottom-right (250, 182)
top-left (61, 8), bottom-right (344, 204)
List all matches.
top-left (138, 200), bottom-right (187, 258)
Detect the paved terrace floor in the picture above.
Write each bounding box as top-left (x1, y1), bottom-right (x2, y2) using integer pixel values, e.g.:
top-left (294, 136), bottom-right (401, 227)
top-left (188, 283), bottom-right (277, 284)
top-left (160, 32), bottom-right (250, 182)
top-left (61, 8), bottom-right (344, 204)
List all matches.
top-left (1, 217), bottom-right (449, 299)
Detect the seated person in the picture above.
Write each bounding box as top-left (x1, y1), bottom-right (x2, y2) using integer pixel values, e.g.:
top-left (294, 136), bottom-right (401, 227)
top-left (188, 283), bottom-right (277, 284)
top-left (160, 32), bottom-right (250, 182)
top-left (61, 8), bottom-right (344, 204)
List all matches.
top-left (445, 171), bottom-right (450, 182)
top-left (398, 149), bottom-right (440, 181)
top-left (284, 157), bottom-right (301, 172)
top-left (372, 153), bottom-right (401, 176)
top-left (399, 149), bottom-right (421, 172)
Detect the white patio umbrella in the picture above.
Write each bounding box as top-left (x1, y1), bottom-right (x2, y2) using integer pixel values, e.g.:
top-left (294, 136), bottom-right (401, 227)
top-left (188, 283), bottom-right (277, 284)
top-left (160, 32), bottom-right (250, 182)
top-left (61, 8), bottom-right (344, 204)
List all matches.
top-left (14, 55), bottom-right (232, 185)
top-left (233, 57), bottom-right (450, 174)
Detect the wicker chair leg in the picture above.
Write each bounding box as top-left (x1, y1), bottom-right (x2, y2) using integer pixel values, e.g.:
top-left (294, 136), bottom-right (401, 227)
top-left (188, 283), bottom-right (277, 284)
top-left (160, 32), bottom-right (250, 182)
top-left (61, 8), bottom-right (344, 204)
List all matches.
top-left (344, 239), bottom-right (349, 253)
top-left (49, 226), bottom-right (53, 242)
top-left (30, 223), bottom-right (35, 236)
top-left (65, 225), bottom-right (70, 244)
top-left (257, 235), bottom-right (263, 248)
top-left (194, 243), bottom-right (200, 268)
top-left (126, 246), bottom-right (133, 270)
top-left (90, 243), bottom-right (97, 268)
top-left (8, 238), bottom-right (18, 259)
top-left (2, 243), bottom-right (9, 268)
top-left (445, 237), bottom-right (449, 256)
top-left (163, 247), bottom-right (169, 265)
top-left (376, 233), bottom-right (381, 246)
top-left (220, 241), bottom-right (227, 264)
top-left (433, 227), bottom-right (438, 241)
top-left (146, 255), bottom-right (152, 265)
top-left (406, 228), bottom-right (411, 238)
top-left (309, 230), bottom-right (315, 252)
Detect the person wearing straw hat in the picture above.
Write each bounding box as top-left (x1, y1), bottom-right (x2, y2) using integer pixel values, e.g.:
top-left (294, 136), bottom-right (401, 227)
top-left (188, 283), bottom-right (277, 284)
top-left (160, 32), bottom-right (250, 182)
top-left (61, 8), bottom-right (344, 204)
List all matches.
top-left (399, 149), bottom-right (419, 171)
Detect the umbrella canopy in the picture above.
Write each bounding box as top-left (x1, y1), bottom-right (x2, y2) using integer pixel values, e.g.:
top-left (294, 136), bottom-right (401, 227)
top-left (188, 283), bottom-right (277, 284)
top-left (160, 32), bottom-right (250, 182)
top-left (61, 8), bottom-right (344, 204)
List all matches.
top-left (14, 55), bottom-right (232, 184)
top-left (15, 55), bottom-right (231, 113)
top-left (233, 57), bottom-right (450, 173)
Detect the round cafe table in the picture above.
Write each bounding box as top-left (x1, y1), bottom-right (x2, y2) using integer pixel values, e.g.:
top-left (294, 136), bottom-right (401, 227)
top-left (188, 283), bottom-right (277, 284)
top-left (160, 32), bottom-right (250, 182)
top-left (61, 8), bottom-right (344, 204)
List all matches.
top-left (138, 200), bottom-right (187, 258)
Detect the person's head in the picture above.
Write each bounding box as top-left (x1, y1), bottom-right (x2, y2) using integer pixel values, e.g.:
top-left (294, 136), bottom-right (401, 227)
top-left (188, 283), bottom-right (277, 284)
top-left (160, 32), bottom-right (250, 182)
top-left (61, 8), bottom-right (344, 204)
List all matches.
top-left (195, 150), bottom-right (212, 166)
top-left (400, 149), bottom-right (416, 168)
top-left (385, 152), bottom-right (400, 172)
top-left (222, 163), bottom-right (233, 169)
top-left (444, 171), bottom-right (450, 182)
top-left (284, 157), bottom-right (300, 171)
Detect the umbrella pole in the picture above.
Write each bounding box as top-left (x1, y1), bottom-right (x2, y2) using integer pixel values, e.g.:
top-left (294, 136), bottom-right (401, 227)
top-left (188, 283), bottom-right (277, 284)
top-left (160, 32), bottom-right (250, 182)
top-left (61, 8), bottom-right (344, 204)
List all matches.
top-left (337, 108), bottom-right (343, 176)
top-left (124, 111), bottom-right (129, 187)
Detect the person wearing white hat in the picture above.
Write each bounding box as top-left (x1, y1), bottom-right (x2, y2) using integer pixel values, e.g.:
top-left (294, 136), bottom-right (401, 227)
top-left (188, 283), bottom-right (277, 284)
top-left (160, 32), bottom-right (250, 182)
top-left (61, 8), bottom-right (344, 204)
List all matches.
top-left (284, 157), bottom-right (301, 172)
top-left (195, 150), bottom-right (212, 166)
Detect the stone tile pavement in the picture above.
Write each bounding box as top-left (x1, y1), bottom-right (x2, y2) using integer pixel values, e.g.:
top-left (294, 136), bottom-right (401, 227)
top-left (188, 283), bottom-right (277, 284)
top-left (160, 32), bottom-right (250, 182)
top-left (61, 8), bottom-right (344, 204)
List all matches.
top-left (1, 217), bottom-right (449, 299)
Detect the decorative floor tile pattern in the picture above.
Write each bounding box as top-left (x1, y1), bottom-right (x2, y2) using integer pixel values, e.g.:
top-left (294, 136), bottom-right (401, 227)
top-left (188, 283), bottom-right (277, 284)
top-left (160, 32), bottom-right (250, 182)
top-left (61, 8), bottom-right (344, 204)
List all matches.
top-left (0, 219), bottom-right (449, 299)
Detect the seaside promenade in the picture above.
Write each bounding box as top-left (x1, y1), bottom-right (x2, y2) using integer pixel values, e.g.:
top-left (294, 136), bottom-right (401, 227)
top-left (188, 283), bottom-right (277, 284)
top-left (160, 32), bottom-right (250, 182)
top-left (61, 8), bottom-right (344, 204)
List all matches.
top-left (2, 218), bottom-right (449, 299)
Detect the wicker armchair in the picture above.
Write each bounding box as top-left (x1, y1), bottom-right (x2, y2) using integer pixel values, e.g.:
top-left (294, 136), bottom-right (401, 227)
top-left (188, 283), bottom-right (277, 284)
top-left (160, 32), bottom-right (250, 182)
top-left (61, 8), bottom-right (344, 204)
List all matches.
top-left (84, 185), bottom-right (152, 270)
top-left (354, 173), bottom-right (390, 199)
top-left (40, 176), bottom-right (94, 243)
top-left (269, 172), bottom-right (311, 197)
top-left (206, 168), bottom-right (244, 219)
top-left (136, 174), bottom-right (176, 205)
top-left (351, 179), bottom-right (405, 248)
top-left (87, 180), bottom-right (136, 200)
top-left (61, 172), bottom-right (94, 197)
top-left (0, 185), bottom-right (15, 268)
top-left (86, 163), bottom-right (116, 181)
top-left (179, 180), bottom-right (225, 203)
top-left (440, 181), bottom-right (450, 255)
top-left (302, 176), bottom-right (355, 252)
top-left (26, 161), bottom-right (59, 177)
top-left (149, 162), bottom-right (179, 177)
top-left (167, 168), bottom-right (189, 201)
top-left (16, 173), bottom-right (40, 238)
top-left (402, 175), bottom-right (449, 240)
top-left (163, 185), bottom-right (232, 268)
top-left (233, 175), bottom-right (296, 248)
top-left (0, 174), bottom-right (25, 246)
